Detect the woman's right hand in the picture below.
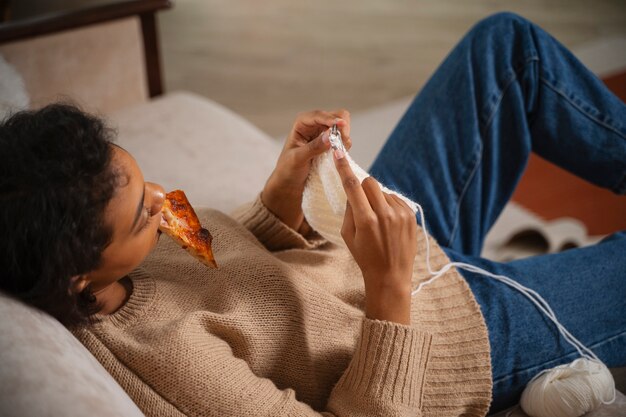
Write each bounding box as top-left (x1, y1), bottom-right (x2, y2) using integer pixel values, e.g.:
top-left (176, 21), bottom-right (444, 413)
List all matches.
top-left (333, 149), bottom-right (418, 325)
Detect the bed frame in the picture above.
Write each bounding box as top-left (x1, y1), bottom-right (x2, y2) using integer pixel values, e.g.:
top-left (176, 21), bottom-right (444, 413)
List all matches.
top-left (0, 0), bottom-right (172, 97)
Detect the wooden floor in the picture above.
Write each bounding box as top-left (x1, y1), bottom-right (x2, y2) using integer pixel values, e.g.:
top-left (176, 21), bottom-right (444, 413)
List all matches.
top-left (158, 0), bottom-right (626, 138)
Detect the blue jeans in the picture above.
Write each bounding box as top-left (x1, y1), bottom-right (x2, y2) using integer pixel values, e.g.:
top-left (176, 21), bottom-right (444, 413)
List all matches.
top-left (367, 12), bottom-right (626, 414)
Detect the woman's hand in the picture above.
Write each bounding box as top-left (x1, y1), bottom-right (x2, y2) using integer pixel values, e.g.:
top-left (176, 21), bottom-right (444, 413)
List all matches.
top-left (333, 150), bottom-right (417, 325)
top-left (261, 110), bottom-right (352, 234)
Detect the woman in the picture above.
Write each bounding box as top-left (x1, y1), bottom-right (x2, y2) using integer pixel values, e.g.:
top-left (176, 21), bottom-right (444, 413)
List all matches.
top-left (1, 12), bottom-right (624, 417)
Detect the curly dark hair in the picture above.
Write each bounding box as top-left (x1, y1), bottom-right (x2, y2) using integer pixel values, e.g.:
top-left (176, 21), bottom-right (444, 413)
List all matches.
top-left (0, 103), bottom-right (120, 327)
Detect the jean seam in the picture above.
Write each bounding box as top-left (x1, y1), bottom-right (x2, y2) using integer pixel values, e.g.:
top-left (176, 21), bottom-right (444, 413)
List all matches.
top-left (539, 76), bottom-right (626, 141)
top-left (492, 329), bottom-right (626, 384)
top-left (482, 56), bottom-right (539, 133)
top-left (446, 141), bottom-right (482, 247)
top-left (448, 56), bottom-right (537, 247)
top-left (539, 76), bottom-right (626, 193)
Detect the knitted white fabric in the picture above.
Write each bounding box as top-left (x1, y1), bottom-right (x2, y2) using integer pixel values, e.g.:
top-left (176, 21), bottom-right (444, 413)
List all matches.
top-left (302, 150), bottom-right (418, 247)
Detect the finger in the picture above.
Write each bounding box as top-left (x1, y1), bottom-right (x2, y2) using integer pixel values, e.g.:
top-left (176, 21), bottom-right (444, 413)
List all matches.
top-left (386, 193), bottom-right (411, 220)
top-left (294, 110), bottom-right (347, 135)
top-left (385, 194), bottom-right (416, 237)
top-left (361, 177), bottom-right (389, 217)
top-left (332, 150), bottom-right (373, 220)
top-left (331, 109), bottom-right (351, 137)
top-left (292, 130), bottom-right (331, 163)
top-left (389, 194), bottom-right (413, 214)
top-left (389, 194), bottom-right (417, 232)
top-left (341, 200), bottom-right (356, 244)
top-left (342, 133), bottom-right (352, 151)
top-left (383, 191), bottom-right (400, 209)
top-left (331, 109), bottom-right (351, 150)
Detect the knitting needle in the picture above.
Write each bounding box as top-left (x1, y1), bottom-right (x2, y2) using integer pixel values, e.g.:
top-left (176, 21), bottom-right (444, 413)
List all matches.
top-left (328, 124), bottom-right (346, 152)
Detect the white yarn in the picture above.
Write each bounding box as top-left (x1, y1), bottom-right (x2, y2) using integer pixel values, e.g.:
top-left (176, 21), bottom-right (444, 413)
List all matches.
top-left (301, 150), bottom-right (418, 247)
top-left (520, 358), bottom-right (615, 417)
top-left (301, 145), bottom-right (616, 416)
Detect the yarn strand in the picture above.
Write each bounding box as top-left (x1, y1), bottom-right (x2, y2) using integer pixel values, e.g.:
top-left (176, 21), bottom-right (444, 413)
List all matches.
top-left (409, 201), bottom-right (616, 409)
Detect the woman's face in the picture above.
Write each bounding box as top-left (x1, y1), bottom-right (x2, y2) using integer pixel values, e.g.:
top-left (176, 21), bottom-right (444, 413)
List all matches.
top-left (84, 146), bottom-right (165, 292)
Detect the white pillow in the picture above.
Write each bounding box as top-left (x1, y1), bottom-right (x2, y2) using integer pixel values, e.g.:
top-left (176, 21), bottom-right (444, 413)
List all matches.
top-left (0, 293), bottom-right (145, 417)
top-left (0, 53), bottom-right (29, 119)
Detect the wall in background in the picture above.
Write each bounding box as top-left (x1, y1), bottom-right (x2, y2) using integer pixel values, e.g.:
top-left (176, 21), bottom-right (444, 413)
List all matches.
top-left (158, 0), bottom-right (626, 137)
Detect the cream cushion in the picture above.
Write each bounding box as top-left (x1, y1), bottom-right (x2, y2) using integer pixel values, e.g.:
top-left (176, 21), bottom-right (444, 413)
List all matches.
top-left (0, 293), bottom-right (145, 417)
top-left (108, 91), bottom-right (282, 212)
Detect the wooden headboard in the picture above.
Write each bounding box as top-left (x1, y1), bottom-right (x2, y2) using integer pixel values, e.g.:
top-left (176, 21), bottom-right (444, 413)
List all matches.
top-left (0, 0), bottom-right (172, 111)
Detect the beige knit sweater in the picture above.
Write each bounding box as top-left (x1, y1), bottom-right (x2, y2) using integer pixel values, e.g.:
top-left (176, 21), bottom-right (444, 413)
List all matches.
top-left (73, 193), bottom-right (492, 417)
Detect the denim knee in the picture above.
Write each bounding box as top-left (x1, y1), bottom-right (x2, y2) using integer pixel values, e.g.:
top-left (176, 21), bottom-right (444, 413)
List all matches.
top-left (466, 12), bottom-right (533, 48)
top-left (472, 11), bottom-right (530, 35)
top-left (462, 12), bottom-right (539, 72)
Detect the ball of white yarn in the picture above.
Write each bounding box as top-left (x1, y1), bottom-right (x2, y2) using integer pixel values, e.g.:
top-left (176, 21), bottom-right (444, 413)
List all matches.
top-left (520, 358), bottom-right (615, 417)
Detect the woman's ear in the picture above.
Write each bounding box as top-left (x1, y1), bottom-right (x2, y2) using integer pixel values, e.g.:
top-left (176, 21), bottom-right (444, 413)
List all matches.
top-left (70, 275), bottom-right (90, 295)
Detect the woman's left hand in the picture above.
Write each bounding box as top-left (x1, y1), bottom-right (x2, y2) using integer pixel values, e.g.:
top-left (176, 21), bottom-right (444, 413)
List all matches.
top-left (261, 109), bottom-right (352, 234)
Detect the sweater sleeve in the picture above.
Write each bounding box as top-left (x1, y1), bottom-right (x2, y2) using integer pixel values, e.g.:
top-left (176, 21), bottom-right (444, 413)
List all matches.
top-left (229, 192), bottom-right (328, 251)
top-left (324, 319), bottom-right (432, 416)
top-left (123, 317), bottom-right (432, 417)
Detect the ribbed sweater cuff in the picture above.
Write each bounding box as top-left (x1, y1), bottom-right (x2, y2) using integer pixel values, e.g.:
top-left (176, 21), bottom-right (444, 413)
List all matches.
top-left (232, 193), bottom-right (327, 251)
top-left (329, 318), bottom-right (433, 412)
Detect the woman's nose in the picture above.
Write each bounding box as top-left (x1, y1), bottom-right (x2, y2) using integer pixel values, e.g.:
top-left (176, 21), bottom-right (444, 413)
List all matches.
top-left (147, 182), bottom-right (166, 213)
